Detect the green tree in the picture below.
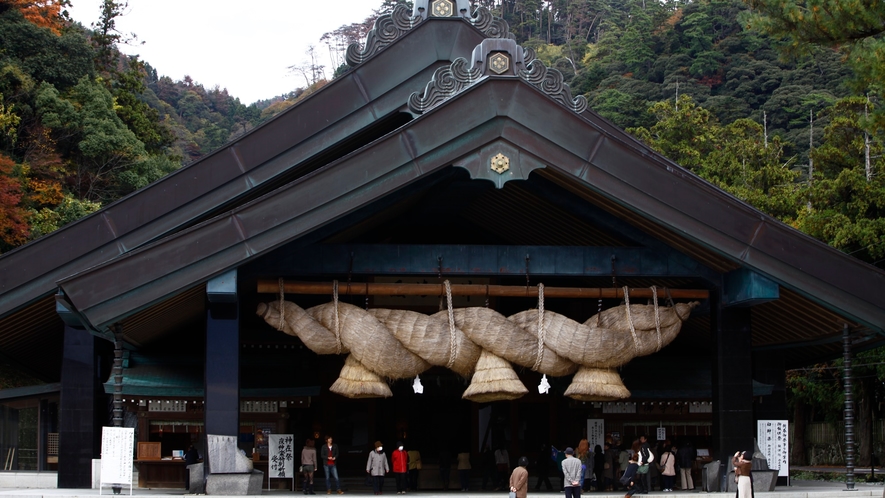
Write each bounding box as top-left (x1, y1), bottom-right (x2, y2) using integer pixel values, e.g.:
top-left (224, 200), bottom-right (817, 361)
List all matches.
top-left (746, 0), bottom-right (885, 125)
top-left (795, 97), bottom-right (885, 263)
top-left (35, 77), bottom-right (163, 201)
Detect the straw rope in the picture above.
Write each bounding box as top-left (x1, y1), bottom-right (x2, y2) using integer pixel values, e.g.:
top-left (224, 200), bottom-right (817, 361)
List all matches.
top-left (257, 286), bottom-right (698, 401)
top-left (652, 286), bottom-right (662, 352)
top-left (277, 278), bottom-right (285, 331)
top-left (623, 286), bottom-right (640, 355)
top-left (532, 283), bottom-right (546, 372)
top-left (332, 280), bottom-right (343, 354)
top-left (445, 280), bottom-right (458, 370)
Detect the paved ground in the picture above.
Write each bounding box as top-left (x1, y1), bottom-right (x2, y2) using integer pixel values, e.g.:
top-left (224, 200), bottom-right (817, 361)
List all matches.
top-left (0, 481), bottom-right (880, 498)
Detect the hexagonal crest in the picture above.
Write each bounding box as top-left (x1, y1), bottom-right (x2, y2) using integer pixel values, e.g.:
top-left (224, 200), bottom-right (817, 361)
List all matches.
top-left (431, 0), bottom-right (453, 17)
top-left (489, 52), bottom-right (510, 75)
top-left (490, 153), bottom-right (510, 174)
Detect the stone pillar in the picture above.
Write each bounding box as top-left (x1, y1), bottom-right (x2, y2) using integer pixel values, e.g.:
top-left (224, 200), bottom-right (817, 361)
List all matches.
top-left (753, 350), bottom-right (787, 421)
top-left (711, 296), bottom-right (754, 463)
top-left (205, 270), bottom-right (240, 438)
top-left (57, 325), bottom-right (99, 488)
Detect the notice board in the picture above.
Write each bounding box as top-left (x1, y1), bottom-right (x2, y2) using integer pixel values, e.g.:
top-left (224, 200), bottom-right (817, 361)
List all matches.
top-left (586, 419), bottom-right (605, 449)
top-left (757, 420), bottom-right (789, 477)
top-left (268, 434), bottom-right (295, 478)
top-left (100, 427), bottom-right (134, 489)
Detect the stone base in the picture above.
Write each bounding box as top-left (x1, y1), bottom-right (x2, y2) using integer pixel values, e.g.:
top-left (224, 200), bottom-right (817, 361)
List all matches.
top-left (188, 463), bottom-right (204, 494)
top-left (702, 461), bottom-right (721, 492)
top-left (726, 470), bottom-right (778, 492)
top-left (205, 470), bottom-right (264, 495)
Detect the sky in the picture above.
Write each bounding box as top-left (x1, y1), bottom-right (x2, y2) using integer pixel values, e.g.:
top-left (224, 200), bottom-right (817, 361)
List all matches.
top-left (66, 0), bottom-right (380, 104)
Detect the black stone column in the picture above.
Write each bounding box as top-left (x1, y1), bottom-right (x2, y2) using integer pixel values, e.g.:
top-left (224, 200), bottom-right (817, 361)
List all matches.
top-left (205, 301), bottom-right (239, 437)
top-left (711, 297), bottom-right (755, 463)
top-left (57, 325), bottom-right (100, 488)
top-left (753, 350), bottom-right (787, 421)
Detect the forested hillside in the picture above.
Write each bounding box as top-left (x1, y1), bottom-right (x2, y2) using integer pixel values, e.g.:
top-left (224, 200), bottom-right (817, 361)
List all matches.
top-left (0, 0), bottom-right (883, 268)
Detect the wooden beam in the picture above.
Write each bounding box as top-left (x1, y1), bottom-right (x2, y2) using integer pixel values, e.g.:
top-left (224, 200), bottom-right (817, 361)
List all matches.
top-left (257, 280), bottom-right (709, 299)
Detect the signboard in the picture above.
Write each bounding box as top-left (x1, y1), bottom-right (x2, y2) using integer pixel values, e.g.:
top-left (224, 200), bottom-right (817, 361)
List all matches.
top-left (757, 420), bottom-right (789, 477)
top-left (656, 427), bottom-right (667, 441)
top-left (586, 419), bottom-right (604, 449)
top-left (100, 426), bottom-right (134, 495)
top-left (269, 433), bottom-right (296, 489)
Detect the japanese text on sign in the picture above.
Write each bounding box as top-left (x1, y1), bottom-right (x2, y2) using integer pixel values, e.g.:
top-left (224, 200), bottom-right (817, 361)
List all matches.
top-left (100, 427), bottom-right (134, 486)
top-left (269, 434), bottom-right (295, 478)
top-left (587, 419), bottom-right (605, 449)
top-left (756, 420), bottom-right (789, 477)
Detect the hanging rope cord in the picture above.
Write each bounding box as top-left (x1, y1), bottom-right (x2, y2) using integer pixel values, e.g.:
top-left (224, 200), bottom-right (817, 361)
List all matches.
top-left (332, 280), bottom-right (343, 355)
top-left (652, 286), bottom-right (663, 352)
top-left (277, 278), bottom-right (286, 331)
top-left (444, 280), bottom-right (458, 369)
top-left (623, 286), bottom-right (640, 355)
top-left (623, 286), bottom-right (664, 354)
top-left (532, 283), bottom-right (546, 371)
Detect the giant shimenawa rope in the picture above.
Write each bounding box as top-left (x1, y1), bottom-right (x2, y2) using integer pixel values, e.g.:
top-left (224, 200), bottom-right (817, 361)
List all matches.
top-left (257, 281), bottom-right (697, 400)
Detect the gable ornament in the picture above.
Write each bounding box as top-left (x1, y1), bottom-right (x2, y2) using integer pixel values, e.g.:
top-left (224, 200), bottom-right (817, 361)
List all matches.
top-left (490, 153), bottom-right (510, 174)
top-left (346, 3), bottom-right (513, 67)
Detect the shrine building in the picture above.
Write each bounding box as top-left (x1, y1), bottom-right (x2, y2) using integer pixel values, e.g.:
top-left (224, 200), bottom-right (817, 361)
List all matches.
top-left (0, 0), bottom-right (882, 489)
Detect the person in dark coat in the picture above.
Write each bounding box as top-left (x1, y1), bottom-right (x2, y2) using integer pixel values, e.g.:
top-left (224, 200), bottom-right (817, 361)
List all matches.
top-left (621, 455), bottom-right (640, 497)
top-left (534, 444), bottom-right (554, 491)
top-left (677, 440), bottom-right (697, 491)
top-left (593, 445), bottom-right (605, 491)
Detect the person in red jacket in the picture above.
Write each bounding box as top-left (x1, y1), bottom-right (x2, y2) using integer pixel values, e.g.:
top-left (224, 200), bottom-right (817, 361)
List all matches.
top-left (392, 442), bottom-right (409, 494)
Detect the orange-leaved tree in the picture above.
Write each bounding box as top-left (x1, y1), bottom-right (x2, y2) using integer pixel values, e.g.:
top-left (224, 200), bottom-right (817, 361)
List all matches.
top-left (0, 153), bottom-right (29, 250)
top-left (1, 0), bottom-right (68, 34)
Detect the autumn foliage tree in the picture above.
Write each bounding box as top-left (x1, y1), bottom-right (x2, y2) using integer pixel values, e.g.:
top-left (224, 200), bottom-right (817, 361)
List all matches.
top-left (0, 154), bottom-right (28, 249)
top-left (0, 0), bottom-right (68, 34)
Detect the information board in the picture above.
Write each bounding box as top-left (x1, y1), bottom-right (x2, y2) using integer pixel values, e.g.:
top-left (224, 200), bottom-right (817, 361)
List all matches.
top-left (100, 426), bottom-right (134, 495)
top-left (269, 434), bottom-right (296, 478)
top-left (586, 419), bottom-right (605, 449)
top-left (757, 420), bottom-right (789, 477)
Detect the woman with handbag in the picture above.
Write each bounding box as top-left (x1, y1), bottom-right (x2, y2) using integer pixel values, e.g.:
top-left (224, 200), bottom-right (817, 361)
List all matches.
top-left (658, 446), bottom-right (676, 492)
top-left (302, 439), bottom-right (318, 495)
top-left (509, 456), bottom-right (529, 498)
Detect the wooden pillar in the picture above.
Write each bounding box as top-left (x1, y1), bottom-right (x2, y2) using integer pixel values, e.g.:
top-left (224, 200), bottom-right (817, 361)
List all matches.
top-left (57, 325), bottom-right (100, 488)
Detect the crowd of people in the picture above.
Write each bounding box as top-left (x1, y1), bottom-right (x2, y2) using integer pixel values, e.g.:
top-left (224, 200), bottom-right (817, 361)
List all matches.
top-left (296, 434), bottom-right (711, 496)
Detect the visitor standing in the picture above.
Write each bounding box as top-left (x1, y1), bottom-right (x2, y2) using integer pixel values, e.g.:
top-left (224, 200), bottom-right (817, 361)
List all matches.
top-left (321, 435), bottom-right (344, 494)
top-left (602, 443), bottom-right (616, 491)
top-left (677, 440), bottom-right (696, 491)
top-left (302, 438), bottom-right (318, 495)
top-left (637, 435), bottom-right (654, 494)
top-left (392, 442), bottom-right (409, 494)
top-left (575, 439), bottom-right (592, 492)
top-left (561, 447), bottom-right (582, 498)
top-left (658, 446), bottom-right (676, 492)
top-left (732, 451), bottom-right (753, 498)
top-left (510, 456), bottom-right (529, 498)
top-left (407, 447), bottom-right (422, 491)
top-left (534, 444), bottom-right (554, 491)
top-left (457, 449), bottom-right (472, 491)
top-left (367, 441), bottom-right (390, 496)
top-left (593, 445), bottom-right (605, 491)
top-left (494, 445), bottom-right (510, 490)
